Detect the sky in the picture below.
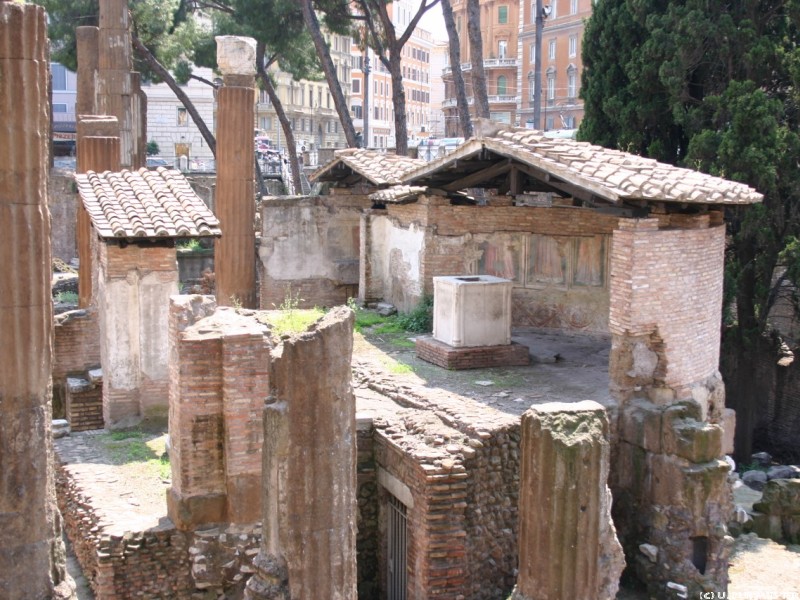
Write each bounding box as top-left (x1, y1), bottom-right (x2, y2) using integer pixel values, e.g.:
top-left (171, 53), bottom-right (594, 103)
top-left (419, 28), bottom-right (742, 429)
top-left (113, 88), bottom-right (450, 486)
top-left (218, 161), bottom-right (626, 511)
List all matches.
top-left (418, 3), bottom-right (448, 42)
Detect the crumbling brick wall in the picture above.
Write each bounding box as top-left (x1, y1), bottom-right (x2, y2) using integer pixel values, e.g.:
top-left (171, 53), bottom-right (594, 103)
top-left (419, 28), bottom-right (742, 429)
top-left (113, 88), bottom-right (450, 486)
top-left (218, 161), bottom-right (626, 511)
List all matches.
top-left (259, 192), bottom-right (370, 309)
top-left (365, 196), bottom-right (618, 330)
top-left (98, 241), bottom-right (178, 424)
top-left (53, 309), bottom-right (100, 419)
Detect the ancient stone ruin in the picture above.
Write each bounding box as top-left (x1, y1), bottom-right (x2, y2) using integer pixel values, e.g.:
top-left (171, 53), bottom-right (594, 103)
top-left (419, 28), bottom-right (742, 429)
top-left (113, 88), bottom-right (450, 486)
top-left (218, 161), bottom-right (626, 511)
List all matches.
top-left (0, 1), bottom-right (73, 597)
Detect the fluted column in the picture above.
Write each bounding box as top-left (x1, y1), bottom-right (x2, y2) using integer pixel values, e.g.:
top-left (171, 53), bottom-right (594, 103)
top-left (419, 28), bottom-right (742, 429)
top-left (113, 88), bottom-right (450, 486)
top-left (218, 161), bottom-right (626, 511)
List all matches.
top-left (76, 115), bottom-right (120, 308)
top-left (512, 401), bottom-right (624, 600)
top-left (75, 26), bottom-right (99, 117)
top-left (245, 308), bottom-right (357, 600)
top-left (214, 36), bottom-right (257, 308)
top-left (0, 2), bottom-right (74, 597)
top-left (96, 0), bottom-right (136, 167)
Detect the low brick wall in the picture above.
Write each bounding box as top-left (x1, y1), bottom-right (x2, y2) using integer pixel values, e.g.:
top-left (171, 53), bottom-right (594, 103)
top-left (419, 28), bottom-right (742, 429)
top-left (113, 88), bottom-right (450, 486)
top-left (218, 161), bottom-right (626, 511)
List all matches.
top-left (416, 336), bottom-right (530, 370)
top-left (65, 373), bottom-right (103, 432)
top-left (53, 309), bottom-right (100, 420)
top-left (56, 461), bottom-right (261, 599)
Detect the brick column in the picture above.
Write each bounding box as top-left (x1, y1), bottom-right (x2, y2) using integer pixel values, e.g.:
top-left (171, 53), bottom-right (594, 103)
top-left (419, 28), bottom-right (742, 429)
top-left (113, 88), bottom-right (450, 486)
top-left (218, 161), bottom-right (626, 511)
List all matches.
top-left (96, 0), bottom-right (137, 168)
top-left (0, 3), bottom-right (74, 597)
top-left (608, 216), bottom-right (733, 597)
top-left (512, 401), bottom-right (624, 600)
top-left (76, 115), bottom-right (120, 308)
top-left (215, 36), bottom-right (257, 308)
top-left (246, 307), bottom-right (357, 600)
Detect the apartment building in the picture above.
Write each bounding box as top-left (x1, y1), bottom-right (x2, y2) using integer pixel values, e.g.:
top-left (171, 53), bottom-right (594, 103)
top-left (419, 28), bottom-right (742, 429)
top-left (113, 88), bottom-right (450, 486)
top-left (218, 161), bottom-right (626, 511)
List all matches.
top-left (518, 0), bottom-right (592, 131)
top-left (442, 0), bottom-right (521, 135)
top-left (51, 62), bottom-right (77, 155)
top-left (350, 0), bottom-right (434, 149)
top-left (256, 30), bottom-right (353, 153)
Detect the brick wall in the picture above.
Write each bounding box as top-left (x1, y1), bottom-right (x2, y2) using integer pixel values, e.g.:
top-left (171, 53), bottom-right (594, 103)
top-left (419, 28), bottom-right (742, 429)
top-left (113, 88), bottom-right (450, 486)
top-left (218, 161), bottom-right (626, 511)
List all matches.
top-left (609, 218), bottom-right (725, 390)
top-left (57, 461), bottom-right (261, 599)
top-left (356, 417), bottom-right (379, 599)
top-left (259, 194), bottom-right (370, 309)
top-left (367, 197), bottom-right (616, 328)
top-left (168, 297), bottom-right (269, 529)
top-left (355, 362), bottom-right (523, 600)
top-left (98, 241), bottom-right (178, 425)
top-left (53, 309), bottom-right (101, 381)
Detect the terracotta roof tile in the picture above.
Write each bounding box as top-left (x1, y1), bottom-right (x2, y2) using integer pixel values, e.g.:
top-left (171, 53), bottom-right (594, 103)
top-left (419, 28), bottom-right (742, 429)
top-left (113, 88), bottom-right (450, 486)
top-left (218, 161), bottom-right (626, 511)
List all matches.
top-left (310, 148), bottom-right (426, 186)
top-left (369, 185), bottom-right (427, 204)
top-left (75, 167), bottom-right (222, 239)
top-left (403, 123), bottom-right (762, 205)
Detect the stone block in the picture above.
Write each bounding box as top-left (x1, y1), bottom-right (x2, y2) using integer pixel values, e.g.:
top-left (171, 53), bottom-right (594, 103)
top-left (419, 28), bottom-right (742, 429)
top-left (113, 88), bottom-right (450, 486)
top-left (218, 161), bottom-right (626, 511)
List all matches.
top-left (167, 488), bottom-right (227, 531)
top-left (720, 408), bottom-right (735, 455)
top-left (663, 419), bottom-right (723, 464)
top-left (619, 398), bottom-right (662, 453)
top-left (216, 36), bottom-right (257, 76)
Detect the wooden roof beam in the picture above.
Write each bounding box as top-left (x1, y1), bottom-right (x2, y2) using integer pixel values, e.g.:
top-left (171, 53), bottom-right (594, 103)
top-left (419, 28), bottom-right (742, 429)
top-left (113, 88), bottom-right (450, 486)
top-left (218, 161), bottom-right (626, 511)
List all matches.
top-left (443, 158), bottom-right (513, 192)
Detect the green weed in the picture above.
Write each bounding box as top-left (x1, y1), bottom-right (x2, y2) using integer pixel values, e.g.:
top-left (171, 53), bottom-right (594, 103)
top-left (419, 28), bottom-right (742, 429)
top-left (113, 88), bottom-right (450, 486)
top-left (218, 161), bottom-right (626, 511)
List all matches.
top-left (394, 295), bottom-right (433, 333)
top-left (99, 429), bottom-right (171, 480)
top-left (55, 291), bottom-right (79, 304)
top-left (177, 238), bottom-right (202, 251)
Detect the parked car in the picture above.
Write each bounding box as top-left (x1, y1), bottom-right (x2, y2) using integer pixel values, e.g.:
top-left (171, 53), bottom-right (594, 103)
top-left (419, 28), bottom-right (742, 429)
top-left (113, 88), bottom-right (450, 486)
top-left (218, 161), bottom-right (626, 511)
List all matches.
top-left (146, 157), bottom-right (170, 169)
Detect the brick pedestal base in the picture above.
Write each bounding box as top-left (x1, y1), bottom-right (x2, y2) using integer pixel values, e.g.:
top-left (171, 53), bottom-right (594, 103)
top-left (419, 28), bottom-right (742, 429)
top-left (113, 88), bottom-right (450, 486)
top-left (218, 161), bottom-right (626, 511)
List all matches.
top-left (66, 370), bottom-right (103, 432)
top-left (415, 336), bottom-right (530, 369)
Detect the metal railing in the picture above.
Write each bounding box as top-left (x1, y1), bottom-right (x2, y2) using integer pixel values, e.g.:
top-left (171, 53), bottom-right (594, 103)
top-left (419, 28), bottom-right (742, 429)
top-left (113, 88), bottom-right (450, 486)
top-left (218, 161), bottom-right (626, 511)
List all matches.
top-left (442, 58), bottom-right (519, 75)
top-left (387, 494), bottom-right (408, 600)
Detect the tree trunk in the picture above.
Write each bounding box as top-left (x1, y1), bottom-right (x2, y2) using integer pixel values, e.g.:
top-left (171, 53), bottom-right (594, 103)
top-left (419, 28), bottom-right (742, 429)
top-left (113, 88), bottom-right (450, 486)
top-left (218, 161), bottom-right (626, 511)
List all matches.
top-left (441, 0), bottom-right (473, 138)
top-left (388, 51), bottom-right (409, 155)
top-left (302, 0), bottom-right (358, 148)
top-left (256, 42), bottom-right (302, 194)
top-left (131, 32), bottom-right (217, 157)
top-left (467, 0), bottom-right (490, 119)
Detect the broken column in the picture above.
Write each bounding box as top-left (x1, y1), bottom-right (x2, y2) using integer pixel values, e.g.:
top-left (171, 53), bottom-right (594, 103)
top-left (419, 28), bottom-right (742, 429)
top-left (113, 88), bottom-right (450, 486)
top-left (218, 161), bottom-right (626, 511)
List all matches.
top-left (168, 296), bottom-right (269, 528)
top-left (76, 115), bottom-right (120, 307)
top-left (215, 36), bottom-right (257, 308)
top-left (0, 2), bottom-right (73, 597)
top-left (512, 401), bottom-right (624, 600)
top-left (96, 0), bottom-right (139, 168)
top-left (609, 215), bottom-right (733, 597)
top-left (75, 26), bottom-right (99, 117)
top-left (246, 307), bottom-right (357, 600)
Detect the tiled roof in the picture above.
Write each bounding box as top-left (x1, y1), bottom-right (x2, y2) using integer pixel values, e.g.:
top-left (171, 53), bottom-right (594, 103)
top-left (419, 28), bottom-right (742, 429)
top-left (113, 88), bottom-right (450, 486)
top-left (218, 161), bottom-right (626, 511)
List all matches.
top-left (404, 122), bottom-right (763, 206)
top-left (75, 167), bottom-right (222, 239)
top-left (369, 185), bottom-right (427, 204)
top-left (310, 148), bottom-right (426, 187)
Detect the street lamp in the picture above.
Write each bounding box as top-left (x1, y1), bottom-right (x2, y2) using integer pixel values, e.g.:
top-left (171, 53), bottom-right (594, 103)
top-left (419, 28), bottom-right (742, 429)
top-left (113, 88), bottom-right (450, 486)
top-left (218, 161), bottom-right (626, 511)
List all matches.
top-left (532, 2), bottom-right (551, 130)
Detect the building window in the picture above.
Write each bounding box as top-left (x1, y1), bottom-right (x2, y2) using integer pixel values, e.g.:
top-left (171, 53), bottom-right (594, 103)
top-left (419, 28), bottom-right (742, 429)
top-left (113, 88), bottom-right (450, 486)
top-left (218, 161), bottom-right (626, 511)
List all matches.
top-left (548, 39), bottom-right (556, 60)
top-left (550, 0), bottom-right (558, 18)
top-left (569, 35), bottom-right (577, 58)
top-left (260, 117), bottom-right (272, 131)
top-left (568, 71), bottom-right (577, 98)
top-left (570, 0), bottom-right (578, 14)
top-left (547, 75), bottom-right (555, 100)
top-left (498, 5), bottom-right (508, 23)
top-left (51, 63), bottom-right (68, 91)
top-left (352, 78), bottom-right (361, 94)
top-left (177, 107), bottom-right (188, 126)
top-left (351, 105), bottom-right (363, 119)
top-left (498, 40), bottom-right (508, 59)
top-left (497, 75), bottom-right (507, 96)
top-left (53, 103), bottom-right (68, 113)
top-left (530, 43), bottom-right (536, 64)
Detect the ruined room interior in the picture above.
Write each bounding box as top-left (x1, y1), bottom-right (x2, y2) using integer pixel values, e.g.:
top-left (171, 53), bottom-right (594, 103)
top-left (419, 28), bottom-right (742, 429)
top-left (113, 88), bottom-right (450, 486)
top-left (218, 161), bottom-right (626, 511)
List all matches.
top-left (1, 3), bottom-right (776, 599)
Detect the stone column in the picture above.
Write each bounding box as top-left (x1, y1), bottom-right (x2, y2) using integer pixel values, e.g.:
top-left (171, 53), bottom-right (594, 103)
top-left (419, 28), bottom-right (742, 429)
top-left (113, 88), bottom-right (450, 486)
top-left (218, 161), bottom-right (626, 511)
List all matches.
top-left (215, 36), bottom-right (257, 308)
top-left (512, 401), bottom-right (624, 600)
top-left (76, 115), bottom-right (120, 308)
top-left (96, 0), bottom-right (137, 168)
top-left (246, 307), bottom-right (357, 600)
top-left (75, 26), bottom-right (99, 117)
top-left (0, 3), bottom-right (74, 597)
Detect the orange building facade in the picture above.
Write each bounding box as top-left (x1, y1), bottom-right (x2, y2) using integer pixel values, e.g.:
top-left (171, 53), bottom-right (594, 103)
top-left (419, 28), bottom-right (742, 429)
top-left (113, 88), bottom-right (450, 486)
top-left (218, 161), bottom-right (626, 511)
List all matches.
top-left (442, 0), bottom-right (592, 134)
top-left (518, 0), bottom-right (592, 131)
top-left (442, 0), bottom-right (521, 135)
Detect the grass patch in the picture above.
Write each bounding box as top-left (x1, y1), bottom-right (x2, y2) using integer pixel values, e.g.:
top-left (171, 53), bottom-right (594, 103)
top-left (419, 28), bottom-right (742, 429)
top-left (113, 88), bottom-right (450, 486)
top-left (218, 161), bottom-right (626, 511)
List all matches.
top-left (267, 307), bottom-right (325, 336)
top-left (380, 356), bottom-right (415, 375)
top-left (55, 291), bottom-right (79, 304)
top-left (354, 310), bottom-right (387, 332)
top-left (99, 429), bottom-right (171, 480)
top-left (389, 337), bottom-right (416, 349)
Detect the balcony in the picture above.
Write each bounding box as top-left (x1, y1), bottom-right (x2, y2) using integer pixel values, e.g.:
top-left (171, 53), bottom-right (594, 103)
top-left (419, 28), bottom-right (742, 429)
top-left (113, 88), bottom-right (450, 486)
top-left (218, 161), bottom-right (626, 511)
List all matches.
top-left (442, 97), bottom-right (474, 109)
top-left (443, 58), bottom-right (519, 75)
top-left (489, 95), bottom-right (517, 104)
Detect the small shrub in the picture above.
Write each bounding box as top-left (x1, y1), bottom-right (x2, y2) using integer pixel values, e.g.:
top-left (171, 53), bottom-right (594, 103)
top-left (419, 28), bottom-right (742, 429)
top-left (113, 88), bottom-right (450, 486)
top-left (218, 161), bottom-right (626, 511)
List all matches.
top-left (395, 295), bottom-right (433, 333)
top-left (177, 238), bottom-right (202, 251)
top-left (55, 291), bottom-right (79, 304)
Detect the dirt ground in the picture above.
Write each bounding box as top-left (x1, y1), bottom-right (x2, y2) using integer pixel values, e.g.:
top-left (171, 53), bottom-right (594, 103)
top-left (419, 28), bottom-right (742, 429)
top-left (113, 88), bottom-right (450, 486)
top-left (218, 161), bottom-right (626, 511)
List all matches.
top-left (56, 325), bottom-right (800, 599)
